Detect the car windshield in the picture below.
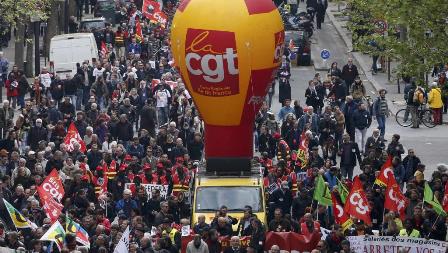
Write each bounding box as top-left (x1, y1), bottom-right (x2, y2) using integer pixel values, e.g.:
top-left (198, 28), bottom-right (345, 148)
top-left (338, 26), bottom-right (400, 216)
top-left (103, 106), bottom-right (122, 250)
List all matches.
top-left (82, 21), bottom-right (105, 30)
top-left (195, 186), bottom-right (262, 212)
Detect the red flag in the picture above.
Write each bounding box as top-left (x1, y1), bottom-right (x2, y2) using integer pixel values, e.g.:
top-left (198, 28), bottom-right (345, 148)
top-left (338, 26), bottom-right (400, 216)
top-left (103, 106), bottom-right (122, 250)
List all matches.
top-left (344, 176), bottom-right (371, 224)
top-left (40, 169), bottom-right (65, 202)
top-left (37, 186), bottom-right (64, 222)
top-left (101, 41), bottom-right (108, 58)
top-left (101, 162), bottom-right (108, 193)
top-left (64, 122), bottom-right (86, 153)
top-left (295, 131), bottom-right (309, 168)
top-left (374, 155), bottom-right (393, 187)
top-left (135, 21), bottom-right (143, 42)
top-left (442, 182), bottom-right (448, 212)
top-left (384, 174), bottom-right (409, 220)
top-left (150, 11), bottom-right (168, 28)
top-left (110, 160), bottom-right (116, 171)
top-left (142, 0), bottom-right (161, 20)
top-left (332, 193), bottom-right (353, 231)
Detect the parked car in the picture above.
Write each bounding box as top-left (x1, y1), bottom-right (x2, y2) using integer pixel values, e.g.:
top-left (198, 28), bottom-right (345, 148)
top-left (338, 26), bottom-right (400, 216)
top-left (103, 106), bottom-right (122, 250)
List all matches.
top-left (80, 18), bottom-right (106, 32)
top-left (94, 0), bottom-right (116, 25)
top-left (285, 30), bottom-right (311, 66)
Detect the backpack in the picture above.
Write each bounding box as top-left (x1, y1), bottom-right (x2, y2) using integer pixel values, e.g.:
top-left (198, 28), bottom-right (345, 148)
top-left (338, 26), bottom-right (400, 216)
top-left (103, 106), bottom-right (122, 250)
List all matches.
top-left (412, 88), bottom-right (426, 104)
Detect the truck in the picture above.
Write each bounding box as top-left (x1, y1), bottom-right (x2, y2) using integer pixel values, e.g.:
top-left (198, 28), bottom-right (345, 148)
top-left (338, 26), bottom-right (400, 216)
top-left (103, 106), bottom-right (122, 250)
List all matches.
top-left (191, 163), bottom-right (267, 232)
top-left (49, 33), bottom-right (99, 79)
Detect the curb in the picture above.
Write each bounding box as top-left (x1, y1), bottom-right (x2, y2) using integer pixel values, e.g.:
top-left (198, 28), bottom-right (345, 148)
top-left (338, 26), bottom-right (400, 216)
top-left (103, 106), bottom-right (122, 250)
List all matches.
top-left (326, 4), bottom-right (398, 115)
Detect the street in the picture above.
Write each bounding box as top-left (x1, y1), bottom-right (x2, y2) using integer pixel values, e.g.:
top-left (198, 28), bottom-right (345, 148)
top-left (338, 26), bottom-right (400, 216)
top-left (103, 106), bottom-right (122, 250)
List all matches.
top-left (270, 11), bottom-right (448, 179)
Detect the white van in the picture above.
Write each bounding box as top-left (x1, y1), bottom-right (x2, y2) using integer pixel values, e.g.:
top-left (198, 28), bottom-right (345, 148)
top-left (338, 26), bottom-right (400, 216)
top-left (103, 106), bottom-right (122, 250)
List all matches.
top-left (49, 33), bottom-right (99, 79)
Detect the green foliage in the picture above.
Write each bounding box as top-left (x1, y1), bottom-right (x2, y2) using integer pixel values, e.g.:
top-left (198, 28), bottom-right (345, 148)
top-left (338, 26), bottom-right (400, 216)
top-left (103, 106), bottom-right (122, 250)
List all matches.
top-left (346, 0), bottom-right (448, 79)
top-left (0, 0), bottom-right (52, 29)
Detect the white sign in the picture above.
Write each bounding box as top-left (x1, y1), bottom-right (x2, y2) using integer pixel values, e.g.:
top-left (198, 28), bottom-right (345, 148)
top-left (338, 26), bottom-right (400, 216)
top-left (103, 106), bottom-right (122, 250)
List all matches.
top-left (124, 183), bottom-right (168, 199)
top-left (114, 225), bottom-right (130, 253)
top-left (347, 236), bottom-right (448, 253)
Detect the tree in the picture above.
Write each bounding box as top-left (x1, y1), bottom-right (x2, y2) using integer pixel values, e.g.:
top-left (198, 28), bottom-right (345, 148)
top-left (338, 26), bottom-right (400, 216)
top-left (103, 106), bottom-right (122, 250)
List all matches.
top-left (0, 0), bottom-right (52, 72)
top-left (347, 0), bottom-right (448, 82)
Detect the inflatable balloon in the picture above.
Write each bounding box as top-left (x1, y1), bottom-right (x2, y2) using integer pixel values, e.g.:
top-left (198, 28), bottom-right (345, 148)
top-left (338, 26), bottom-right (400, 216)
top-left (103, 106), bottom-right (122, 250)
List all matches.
top-left (171, 0), bottom-right (284, 171)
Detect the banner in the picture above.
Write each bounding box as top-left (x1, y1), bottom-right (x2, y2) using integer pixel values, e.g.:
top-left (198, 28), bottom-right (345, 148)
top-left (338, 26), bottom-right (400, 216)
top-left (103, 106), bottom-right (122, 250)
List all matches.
top-left (142, 0), bottom-right (161, 20)
top-left (40, 169), bottom-right (65, 202)
top-left (37, 186), bottom-right (64, 222)
top-left (64, 123), bottom-right (86, 152)
top-left (264, 231), bottom-right (321, 252)
top-left (125, 183), bottom-right (168, 199)
top-left (347, 236), bottom-right (448, 253)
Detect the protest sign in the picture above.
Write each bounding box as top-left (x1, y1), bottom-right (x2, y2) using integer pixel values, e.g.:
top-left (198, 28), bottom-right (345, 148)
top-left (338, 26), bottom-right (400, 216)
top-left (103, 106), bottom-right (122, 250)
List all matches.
top-left (125, 183), bottom-right (168, 199)
top-left (347, 236), bottom-right (448, 253)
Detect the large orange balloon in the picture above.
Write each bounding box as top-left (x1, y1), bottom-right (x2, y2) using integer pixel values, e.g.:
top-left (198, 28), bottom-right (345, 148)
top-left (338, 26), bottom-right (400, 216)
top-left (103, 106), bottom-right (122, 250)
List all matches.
top-left (171, 0), bottom-right (284, 171)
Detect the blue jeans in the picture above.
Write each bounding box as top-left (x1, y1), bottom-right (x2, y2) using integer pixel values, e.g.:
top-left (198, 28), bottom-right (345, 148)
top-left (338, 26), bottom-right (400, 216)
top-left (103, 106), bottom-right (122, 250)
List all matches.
top-left (157, 106), bottom-right (169, 125)
top-left (18, 95), bottom-right (25, 108)
top-left (76, 89), bottom-right (83, 110)
top-left (377, 115), bottom-right (386, 138)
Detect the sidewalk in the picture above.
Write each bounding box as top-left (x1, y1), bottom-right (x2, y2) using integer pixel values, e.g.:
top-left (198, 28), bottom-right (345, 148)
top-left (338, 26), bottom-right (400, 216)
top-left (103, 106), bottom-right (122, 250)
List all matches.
top-left (326, 2), bottom-right (407, 114)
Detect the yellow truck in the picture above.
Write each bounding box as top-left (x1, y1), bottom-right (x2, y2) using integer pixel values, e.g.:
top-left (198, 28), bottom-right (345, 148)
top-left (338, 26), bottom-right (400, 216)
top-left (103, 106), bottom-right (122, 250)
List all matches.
top-left (191, 170), bottom-right (267, 232)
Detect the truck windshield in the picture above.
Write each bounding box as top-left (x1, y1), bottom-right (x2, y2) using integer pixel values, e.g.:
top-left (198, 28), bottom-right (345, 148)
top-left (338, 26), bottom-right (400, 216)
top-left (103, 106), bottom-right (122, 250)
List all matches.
top-left (195, 186), bottom-right (263, 212)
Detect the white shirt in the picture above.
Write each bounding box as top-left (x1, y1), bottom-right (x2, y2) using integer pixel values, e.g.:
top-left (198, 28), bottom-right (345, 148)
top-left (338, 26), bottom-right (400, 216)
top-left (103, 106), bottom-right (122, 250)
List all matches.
top-left (92, 67), bottom-right (105, 79)
top-left (156, 89), bottom-right (171, 107)
top-left (39, 73), bottom-right (52, 88)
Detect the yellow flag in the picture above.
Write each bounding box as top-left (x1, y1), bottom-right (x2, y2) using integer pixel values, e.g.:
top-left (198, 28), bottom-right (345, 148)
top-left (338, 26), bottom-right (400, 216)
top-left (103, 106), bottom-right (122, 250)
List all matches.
top-left (3, 199), bottom-right (31, 229)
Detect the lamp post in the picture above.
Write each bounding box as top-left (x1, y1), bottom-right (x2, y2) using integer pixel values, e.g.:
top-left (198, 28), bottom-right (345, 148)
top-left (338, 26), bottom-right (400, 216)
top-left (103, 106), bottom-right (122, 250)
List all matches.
top-left (31, 16), bottom-right (41, 76)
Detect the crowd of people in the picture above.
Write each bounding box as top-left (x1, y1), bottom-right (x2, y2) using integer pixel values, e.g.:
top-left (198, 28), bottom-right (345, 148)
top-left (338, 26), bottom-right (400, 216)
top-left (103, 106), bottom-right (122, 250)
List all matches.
top-left (0, 0), bottom-right (447, 253)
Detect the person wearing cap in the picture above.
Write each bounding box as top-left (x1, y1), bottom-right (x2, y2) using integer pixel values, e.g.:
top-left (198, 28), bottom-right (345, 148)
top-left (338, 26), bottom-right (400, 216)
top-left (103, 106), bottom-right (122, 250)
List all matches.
top-left (160, 216), bottom-right (182, 250)
top-left (27, 119), bottom-right (48, 150)
top-left (386, 134), bottom-right (404, 158)
top-left (428, 82), bottom-right (443, 124)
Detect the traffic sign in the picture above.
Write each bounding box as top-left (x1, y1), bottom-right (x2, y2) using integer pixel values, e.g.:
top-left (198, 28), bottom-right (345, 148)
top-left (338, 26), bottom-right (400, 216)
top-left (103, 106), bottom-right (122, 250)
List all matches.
top-left (320, 49), bottom-right (330, 60)
top-left (374, 19), bottom-right (388, 34)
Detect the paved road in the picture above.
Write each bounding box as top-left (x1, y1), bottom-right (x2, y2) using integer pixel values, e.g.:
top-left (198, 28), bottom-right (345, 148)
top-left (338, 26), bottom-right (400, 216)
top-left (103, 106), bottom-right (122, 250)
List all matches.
top-left (270, 14), bottom-right (448, 179)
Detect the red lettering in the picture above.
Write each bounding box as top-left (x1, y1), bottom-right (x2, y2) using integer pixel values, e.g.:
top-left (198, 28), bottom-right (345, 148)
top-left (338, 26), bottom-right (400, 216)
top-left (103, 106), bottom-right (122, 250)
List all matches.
top-left (370, 245), bottom-right (375, 253)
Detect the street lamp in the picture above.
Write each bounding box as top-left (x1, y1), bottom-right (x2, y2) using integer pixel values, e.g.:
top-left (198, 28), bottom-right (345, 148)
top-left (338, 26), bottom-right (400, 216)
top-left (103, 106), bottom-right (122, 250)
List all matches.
top-left (30, 15), bottom-right (41, 76)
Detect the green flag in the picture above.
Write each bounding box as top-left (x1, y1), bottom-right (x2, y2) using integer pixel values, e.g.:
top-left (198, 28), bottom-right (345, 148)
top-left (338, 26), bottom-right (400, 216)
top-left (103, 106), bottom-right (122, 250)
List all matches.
top-left (424, 182), bottom-right (447, 216)
top-left (313, 175), bottom-right (332, 206)
top-left (337, 178), bottom-right (349, 203)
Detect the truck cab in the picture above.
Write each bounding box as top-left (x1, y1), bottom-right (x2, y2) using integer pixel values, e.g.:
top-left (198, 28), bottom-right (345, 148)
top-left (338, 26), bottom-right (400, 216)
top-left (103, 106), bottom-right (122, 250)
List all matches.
top-left (191, 167), bottom-right (266, 232)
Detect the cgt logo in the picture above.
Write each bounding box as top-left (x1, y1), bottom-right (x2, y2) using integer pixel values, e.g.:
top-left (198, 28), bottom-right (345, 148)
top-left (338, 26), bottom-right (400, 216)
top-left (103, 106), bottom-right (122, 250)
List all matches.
top-left (349, 192), bottom-right (369, 215)
top-left (273, 31), bottom-right (285, 64)
top-left (185, 29), bottom-right (239, 96)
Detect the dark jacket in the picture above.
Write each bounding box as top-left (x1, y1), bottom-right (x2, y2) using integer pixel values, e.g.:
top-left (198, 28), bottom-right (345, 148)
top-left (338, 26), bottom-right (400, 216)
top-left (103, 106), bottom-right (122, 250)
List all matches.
top-left (341, 64), bottom-right (359, 82)
top-left (27, 125), bottom-right (48, 150)
top-left (116, 121), bottom-right (134, 142)
top-left (340, 142), bottom-right (362, 166)
top-left (402, 155), bottom-right (421, 182)
top-left (353, 108), bottom-right (371, 130)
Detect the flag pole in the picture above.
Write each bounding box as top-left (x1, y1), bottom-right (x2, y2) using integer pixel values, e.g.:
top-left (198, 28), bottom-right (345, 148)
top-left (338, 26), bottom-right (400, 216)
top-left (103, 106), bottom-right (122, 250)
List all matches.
top-left (427, 214), bottom-right (440, 238)
top-left (381, 207), bottom-right (386, 236)
top-left (316, 202), bottom-right (319, 221)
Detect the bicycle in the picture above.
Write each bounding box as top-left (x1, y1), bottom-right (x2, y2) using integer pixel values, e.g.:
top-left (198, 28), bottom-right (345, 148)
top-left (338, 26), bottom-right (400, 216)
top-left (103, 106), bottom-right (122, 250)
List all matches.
top-left (395, 104), bottom-right (436, 128)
